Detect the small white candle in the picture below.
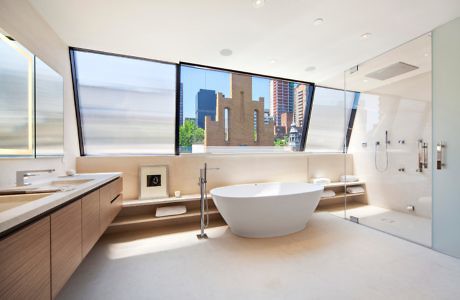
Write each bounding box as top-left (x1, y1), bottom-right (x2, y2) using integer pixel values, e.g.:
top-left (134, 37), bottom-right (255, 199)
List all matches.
top-left (174, 191), bottom-right (181, 198)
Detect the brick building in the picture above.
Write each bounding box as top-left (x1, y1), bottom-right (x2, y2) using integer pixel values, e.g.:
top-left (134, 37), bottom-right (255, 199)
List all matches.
top-left (205, 74), bottom-right (273, 146)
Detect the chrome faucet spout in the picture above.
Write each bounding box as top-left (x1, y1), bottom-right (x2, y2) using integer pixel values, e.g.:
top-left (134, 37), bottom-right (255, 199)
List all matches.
top-left (16, 169), bottom-right (55, 186)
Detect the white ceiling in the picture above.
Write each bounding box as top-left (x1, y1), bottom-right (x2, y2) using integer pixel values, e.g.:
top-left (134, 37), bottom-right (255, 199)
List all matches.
top-left (322, 34), bottom-right (432, 91)
top-left (28, 0), bottom-right (460, 83)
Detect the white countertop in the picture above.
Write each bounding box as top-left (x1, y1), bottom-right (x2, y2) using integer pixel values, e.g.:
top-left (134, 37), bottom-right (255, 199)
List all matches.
top-left (0, 172), bottom-right (121, 235)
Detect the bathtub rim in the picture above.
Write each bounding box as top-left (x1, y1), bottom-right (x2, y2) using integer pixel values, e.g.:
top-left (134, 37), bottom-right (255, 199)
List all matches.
top-left (210, 182), bottom-right (323, 199)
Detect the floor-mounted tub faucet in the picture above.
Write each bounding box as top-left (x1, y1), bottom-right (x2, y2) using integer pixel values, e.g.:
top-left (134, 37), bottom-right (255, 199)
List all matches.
top-left (197, 163), bottom-right (219, 239)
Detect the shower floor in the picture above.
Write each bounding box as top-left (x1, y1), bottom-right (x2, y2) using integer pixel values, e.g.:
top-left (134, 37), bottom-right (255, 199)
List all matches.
top-left (320, 202), bottom-right (432, 247)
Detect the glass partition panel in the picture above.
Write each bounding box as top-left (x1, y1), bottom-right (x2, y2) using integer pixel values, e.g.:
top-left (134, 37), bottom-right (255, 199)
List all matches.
top-left (344, 34), bottom-right (432, 246)
top-left (73, 50), bottom-right (176, 155)
top-left (0, 33), bottom-right (34, 156)
top-left (35, 57), bottom-right (64, 156)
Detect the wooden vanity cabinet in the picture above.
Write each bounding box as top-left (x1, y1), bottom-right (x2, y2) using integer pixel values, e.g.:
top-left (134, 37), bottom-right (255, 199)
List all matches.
top-left (0, 217), bottom-right (51, 300)
top-left (0, 176), bottom-right (122, 299)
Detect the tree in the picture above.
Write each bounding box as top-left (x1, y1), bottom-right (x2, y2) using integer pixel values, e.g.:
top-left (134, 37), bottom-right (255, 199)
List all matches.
top-left (179, 120), bottom-right (204, 147)
top-left (274, 136), bottom-right (288, 147)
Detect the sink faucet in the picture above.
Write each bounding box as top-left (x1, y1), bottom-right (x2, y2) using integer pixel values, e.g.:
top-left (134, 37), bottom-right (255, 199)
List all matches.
top-left (16, 169), bottom-right (55, 186)
top-left (197, 163), bottom-right (219, 240)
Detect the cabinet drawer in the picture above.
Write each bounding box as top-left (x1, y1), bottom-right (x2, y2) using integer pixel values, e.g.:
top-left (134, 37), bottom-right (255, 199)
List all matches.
top-left (0, 217), bottom-right (51, 300)
top-left (82, 190), bottom-right (100, 258)
top-left (100, 177), bottom-right (123, 232)
top-left (110, 194), bottom-right (123, 221)
top-left (100, 177), bottom-right (122, 206)
top-left (51, 200), bottom-right (82, 298)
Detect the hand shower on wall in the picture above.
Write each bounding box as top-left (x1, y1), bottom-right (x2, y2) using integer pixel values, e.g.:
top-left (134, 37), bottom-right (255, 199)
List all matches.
top-left (375, 130), bottom-right (390, 172)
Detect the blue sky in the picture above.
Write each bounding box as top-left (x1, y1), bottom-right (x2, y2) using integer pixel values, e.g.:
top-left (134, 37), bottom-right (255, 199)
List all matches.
top-left (181, 66), bottom-right (271, 118)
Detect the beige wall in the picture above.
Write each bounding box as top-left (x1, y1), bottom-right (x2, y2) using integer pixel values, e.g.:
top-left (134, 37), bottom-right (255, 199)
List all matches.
top-left (0, 0), bottom-right (79, 187)
top-left (77, 153), bottom-right (353, 200)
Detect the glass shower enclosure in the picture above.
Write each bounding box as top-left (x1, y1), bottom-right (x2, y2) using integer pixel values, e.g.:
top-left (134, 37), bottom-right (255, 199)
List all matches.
top-left (342, 33), bottom-right (432, 246)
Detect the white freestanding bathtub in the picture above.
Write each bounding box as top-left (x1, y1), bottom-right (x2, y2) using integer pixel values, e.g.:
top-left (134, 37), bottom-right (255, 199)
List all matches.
top-left (211, 182), bottom-right (323, 238)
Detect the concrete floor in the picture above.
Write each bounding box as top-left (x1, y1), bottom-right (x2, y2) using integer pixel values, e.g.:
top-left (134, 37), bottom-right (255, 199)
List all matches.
top-left (58, 212), bottom-right (460, 300)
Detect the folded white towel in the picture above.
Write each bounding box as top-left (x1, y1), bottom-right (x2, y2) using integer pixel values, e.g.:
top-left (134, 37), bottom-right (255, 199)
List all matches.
top-left (156, 205), bottom-right (187, 217)
top-left (346, 186), bottom-right (365, 194)
top-left (340, 175), bottom-right (359, 182)
top-left (321, 190), bottom-right (336, 198)
top-left (312, 177), bottom-right (331, 185)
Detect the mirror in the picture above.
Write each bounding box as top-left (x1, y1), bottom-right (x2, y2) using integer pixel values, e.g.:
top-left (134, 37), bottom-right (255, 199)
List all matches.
top-left (35, 57), bottom-right (64, 156)
top-left (0, 32), bottom-right (34, 156)
top-left (0, 30), bottom-right (64, 157)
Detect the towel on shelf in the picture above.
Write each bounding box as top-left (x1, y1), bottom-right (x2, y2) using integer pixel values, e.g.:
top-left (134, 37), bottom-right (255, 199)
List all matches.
top-left (346, 186), bottom-right (365, 194)
top-left (340, 175), bottom-right (359, 183)
top-left (155, 205), bottom-right (187, 217)
top-left (321, 190), bottom-right (336, 198)
top-left (312, 177), bottom-right (331, 185)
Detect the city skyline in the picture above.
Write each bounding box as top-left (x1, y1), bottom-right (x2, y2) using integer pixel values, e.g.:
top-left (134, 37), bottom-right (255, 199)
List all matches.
top-left (181, 66), bottom-right (275, 120)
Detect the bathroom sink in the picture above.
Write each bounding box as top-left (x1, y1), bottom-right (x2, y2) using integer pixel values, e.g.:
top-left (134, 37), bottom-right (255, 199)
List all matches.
top-left (49, 179), bottom-right (92, 187)
top-left (0, 178), bottom-right (93, 196)
top-left (0, 193), bottom-right (53, 213)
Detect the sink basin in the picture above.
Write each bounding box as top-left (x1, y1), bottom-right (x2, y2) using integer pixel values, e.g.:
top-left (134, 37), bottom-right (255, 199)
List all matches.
top-left (0, 178), bottom-right (93, 196)
top-left (0, 193), bottom-right (53, 212)
top-left (49, 179), bottom-right (92, 187)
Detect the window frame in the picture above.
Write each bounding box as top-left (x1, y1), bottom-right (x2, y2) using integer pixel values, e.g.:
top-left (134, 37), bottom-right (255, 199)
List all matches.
top-left (69, 47), bottom-right (178, 156)
top-left (178, 62), bottom-right (315, 154)
top-left (69, 48), bottom-right (359, 156)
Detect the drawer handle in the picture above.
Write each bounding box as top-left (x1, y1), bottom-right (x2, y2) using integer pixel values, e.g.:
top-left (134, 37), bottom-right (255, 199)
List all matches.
top-left (110, 194), bottom-right (120, 204)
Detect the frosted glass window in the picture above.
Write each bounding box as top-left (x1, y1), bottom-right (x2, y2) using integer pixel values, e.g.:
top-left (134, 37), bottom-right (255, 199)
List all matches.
top-left (73, 50), bottom-right (176, 155)
top-left (35, 57), bottom-right (64, 156)
top-left (305, 87), bottom-right (357, 152)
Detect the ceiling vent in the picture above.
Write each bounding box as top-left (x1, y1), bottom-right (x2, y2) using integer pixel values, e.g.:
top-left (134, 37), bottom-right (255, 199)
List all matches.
top-left (366, 62), bottom-right (418, 80)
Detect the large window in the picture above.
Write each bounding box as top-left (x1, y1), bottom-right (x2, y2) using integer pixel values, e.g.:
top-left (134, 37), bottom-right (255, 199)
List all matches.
top-left (179, 64), bottom-right (313, 154)
top-left (71, 49), bottom-right (176, 155)
top-left (305, 87), bottom-right (359, 152)
top-left (69, 49), bottom-right (360, 156)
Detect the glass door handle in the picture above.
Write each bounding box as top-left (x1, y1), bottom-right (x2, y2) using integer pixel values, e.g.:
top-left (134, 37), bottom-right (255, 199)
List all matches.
top-left (437, 142), bottom-right (446, 170)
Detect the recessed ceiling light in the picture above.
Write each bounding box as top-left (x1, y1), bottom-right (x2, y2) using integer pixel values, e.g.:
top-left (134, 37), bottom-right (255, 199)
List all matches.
top-left (220, 49), bottom-right (233, 56)
top-left (424, 53), bottom-right (429, 57)
top-left (252, 0), bottom-right (265, 8)
top-left (305, 66), bottom-right (316, 72)
top-left (363, 79), bottom-right (368, 83)
top-left (361, 32), bottom-right (372, 39)
top-left (269, 59), bottom-right (276, 64)
top-left (313, 18), bottom-right (324, 26)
